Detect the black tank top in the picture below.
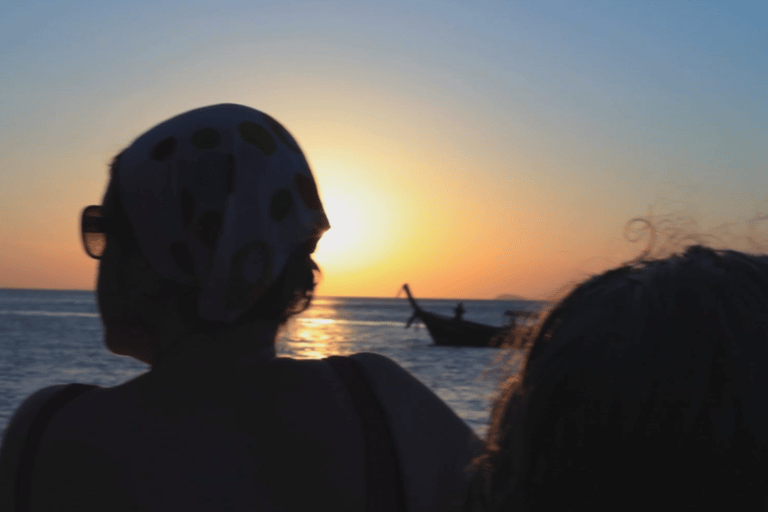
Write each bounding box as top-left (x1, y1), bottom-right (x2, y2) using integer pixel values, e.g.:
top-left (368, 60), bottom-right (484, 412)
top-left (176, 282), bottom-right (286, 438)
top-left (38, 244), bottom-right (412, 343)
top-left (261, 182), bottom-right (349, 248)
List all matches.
top-left (15, 357), bottom-right (406, 512)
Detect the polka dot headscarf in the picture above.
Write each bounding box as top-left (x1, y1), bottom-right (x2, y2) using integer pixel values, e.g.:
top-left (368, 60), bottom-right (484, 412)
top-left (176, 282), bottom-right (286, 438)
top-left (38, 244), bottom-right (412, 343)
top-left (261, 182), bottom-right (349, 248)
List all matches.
top-left (118, 104), bottom-right (330, 322)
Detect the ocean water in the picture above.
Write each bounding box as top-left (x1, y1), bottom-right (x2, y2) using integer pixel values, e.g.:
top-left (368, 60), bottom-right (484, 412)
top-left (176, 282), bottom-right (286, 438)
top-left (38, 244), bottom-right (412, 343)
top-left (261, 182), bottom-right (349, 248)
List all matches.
top-left (0, 288), bottom-right (539, 438)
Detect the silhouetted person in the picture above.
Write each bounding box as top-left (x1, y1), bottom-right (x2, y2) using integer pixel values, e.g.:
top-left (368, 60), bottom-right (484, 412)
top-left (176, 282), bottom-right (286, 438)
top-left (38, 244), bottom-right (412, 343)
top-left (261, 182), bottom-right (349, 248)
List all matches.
top-left (466, 245), bottom-right (768, 512)
top-left (0, 104), bottom-right (480, 512)
top-left (455, 302), bottom-right (466, 321)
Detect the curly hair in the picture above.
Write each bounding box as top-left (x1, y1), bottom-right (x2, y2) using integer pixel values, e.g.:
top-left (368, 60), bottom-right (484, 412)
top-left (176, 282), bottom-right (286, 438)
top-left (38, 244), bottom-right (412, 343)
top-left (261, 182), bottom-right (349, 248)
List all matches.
top-left (471, 245), bottom-right (768, 512)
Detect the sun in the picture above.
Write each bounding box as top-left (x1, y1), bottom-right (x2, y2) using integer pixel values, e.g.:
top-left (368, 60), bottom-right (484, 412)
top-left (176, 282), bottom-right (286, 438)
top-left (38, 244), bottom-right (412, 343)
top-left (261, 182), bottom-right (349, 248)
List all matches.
top-left (313, 192), bottom-right (361, 265)
top-left (309, 169), bottom-right (396, 279)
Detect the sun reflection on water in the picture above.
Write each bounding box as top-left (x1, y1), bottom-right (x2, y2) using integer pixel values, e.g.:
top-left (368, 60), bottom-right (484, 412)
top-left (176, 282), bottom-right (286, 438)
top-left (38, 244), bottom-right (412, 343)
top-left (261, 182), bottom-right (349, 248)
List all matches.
top-left (278, 299), bottom-right (356, 359)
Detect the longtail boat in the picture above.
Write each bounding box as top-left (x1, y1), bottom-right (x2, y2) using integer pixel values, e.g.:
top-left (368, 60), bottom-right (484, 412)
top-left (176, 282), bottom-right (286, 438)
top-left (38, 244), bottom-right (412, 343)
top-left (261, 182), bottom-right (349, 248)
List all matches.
top-left (401, 284), bottom-right (536, 348)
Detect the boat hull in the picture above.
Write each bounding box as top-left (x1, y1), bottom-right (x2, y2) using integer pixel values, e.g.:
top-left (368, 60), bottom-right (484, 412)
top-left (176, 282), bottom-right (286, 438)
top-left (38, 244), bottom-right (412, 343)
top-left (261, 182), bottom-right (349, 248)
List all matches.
top-left (416, 310), bottom-right (509, 348)
top-left (401, 284), bottom-right (527, 348)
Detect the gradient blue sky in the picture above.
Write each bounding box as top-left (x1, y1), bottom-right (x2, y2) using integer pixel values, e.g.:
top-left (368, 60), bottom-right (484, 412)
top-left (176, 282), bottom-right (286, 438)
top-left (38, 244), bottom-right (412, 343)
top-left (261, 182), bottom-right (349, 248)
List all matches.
top-left (1, 0), bottom-right (766, 298)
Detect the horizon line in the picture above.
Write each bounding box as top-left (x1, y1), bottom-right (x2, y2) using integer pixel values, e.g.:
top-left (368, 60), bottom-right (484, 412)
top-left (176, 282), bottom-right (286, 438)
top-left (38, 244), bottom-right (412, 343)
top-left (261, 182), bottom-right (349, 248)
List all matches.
top-left (0, 287), bottom-right (539, 302)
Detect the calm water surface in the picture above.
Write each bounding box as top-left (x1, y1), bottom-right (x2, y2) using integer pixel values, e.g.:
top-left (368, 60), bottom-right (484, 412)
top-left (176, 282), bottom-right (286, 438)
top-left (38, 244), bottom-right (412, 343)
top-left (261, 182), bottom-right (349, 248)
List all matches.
top-left (0, 289), bottom-right (537, 438)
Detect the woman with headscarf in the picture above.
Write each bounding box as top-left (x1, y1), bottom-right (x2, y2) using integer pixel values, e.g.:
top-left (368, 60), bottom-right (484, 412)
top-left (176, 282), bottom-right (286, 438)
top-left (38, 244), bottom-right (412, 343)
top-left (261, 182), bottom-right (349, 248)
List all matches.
top-left (0, 104), bottom-right (480, 512)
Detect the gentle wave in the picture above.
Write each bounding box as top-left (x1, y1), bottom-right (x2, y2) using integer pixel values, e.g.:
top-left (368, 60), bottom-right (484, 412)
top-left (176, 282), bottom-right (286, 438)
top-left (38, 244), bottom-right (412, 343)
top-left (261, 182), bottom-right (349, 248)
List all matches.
top-left (297, 318), bottom-right (405, 327)
top-left (0, 310), bottom-right (100, 318)
top-left (0, 296), bottom-right (94, 305)
top-left (0, 312), bottom-right (405, 326)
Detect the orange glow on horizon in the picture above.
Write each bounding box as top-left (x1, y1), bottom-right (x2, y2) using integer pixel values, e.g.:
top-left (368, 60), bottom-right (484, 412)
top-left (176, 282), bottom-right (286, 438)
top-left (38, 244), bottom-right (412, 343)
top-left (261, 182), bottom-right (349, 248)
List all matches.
top-left (1, 1), bottom-right (764, 303)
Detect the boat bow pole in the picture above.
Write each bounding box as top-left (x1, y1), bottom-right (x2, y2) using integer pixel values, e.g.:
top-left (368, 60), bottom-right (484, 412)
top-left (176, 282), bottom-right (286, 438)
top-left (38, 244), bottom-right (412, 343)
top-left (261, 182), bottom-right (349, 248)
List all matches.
top-left (402, 284), bottom-right (422, 328)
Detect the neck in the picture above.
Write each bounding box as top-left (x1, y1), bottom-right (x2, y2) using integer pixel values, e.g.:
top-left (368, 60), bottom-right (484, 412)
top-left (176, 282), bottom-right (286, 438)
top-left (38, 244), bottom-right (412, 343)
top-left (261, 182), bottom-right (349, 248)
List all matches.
top-left (151, 319), bottom-right (280, 370)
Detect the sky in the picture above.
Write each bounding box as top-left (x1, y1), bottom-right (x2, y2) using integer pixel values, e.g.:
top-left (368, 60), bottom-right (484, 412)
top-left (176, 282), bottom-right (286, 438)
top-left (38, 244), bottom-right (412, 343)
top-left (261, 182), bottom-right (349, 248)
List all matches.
top-left (1, 0), bottom-right (766, 299)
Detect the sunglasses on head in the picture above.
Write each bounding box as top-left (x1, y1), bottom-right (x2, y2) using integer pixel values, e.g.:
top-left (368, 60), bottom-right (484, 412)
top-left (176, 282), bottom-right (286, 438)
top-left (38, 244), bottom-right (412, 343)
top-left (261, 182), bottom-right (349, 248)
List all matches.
top-left (81, 205), bottom-right (111, 259)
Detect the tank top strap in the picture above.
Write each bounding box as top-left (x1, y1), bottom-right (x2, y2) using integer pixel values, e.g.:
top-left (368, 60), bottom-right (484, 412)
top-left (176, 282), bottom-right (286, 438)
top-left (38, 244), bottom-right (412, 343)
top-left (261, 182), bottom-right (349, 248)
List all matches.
top-left (15, 383), bottom-right (98, 512)
top-left (325, 356), bottom-right (407, 512)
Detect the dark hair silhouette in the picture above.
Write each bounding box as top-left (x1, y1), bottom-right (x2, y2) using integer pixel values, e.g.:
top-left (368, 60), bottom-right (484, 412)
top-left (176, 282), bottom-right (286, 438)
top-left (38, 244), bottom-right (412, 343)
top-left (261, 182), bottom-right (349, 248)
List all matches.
top-left (471, 245), bottom-right (768, 512)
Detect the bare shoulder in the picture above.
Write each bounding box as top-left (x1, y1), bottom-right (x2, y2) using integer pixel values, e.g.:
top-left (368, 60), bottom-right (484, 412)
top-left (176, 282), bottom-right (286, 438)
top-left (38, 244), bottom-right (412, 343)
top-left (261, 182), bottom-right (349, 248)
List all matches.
top-left (1, 385), bottom-right (70, 454)
top-left (0, 385), bottom-right (69, 509)
top-left (348, 352), bottom-right (428, 386)
top-left (349, 353), bottom-right (482, 512)
top-left (349, 352), bottom-right (472, 432)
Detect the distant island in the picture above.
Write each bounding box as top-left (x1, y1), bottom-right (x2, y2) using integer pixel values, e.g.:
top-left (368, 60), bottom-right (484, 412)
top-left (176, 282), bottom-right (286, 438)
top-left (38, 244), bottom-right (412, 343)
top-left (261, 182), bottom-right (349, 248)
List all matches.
top-left (494, 293), bottom-right (528, 301)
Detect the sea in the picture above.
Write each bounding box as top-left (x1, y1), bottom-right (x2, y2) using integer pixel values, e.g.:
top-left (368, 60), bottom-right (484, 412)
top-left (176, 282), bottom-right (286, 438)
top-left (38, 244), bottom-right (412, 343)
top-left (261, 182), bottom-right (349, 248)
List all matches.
top-left (0, 288), bottom-right (541, 439)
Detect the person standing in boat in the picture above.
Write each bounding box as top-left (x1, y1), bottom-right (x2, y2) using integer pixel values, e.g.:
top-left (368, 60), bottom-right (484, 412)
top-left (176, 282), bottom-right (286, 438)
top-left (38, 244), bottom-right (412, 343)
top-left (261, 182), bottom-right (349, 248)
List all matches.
top-left (0, 104), bottom-right (480, 512)
top-left (454, 301), bottom-right (466, 321)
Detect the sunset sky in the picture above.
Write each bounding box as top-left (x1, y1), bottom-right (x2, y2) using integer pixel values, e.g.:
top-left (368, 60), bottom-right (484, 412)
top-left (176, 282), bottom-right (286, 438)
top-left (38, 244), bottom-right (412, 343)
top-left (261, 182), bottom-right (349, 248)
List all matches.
top-left (1, 0), bottom-right (765, 299)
